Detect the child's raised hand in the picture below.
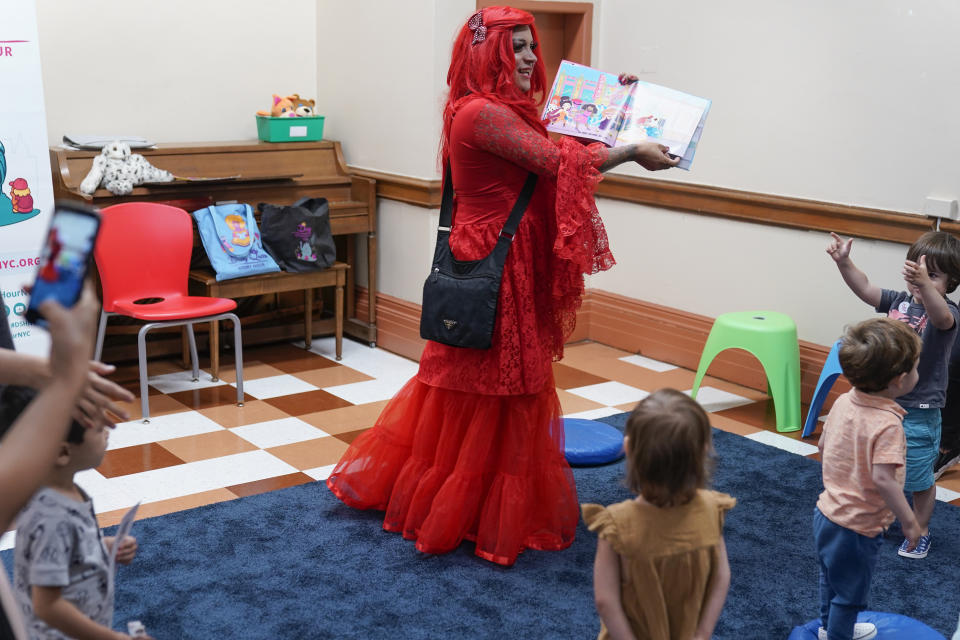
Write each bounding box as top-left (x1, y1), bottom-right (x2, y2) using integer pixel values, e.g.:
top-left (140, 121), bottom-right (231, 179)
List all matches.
top-left (903, 254), bottom-right (930, 280)
top-left (105, 535), bottom-right (139, 565)
top-left (903, 255), bottom-right (932, 289)
top-left (826, 232), bottom-right (853, 263)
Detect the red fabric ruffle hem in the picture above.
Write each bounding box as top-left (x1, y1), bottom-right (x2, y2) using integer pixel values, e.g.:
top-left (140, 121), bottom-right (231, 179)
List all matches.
top-left (325, 377), bottom-right (578, 566)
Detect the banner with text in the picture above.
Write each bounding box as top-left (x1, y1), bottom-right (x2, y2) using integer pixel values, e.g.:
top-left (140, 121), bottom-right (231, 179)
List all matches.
top-left (0, 0), bottom-right (54, 354)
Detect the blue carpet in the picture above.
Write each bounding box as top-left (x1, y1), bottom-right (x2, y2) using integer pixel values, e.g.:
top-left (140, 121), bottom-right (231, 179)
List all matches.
top-left (4, 415), bottom-right (960, 639)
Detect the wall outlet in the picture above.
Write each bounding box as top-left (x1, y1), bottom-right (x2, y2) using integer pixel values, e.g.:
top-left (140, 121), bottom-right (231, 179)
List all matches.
top-left (923, 196), bottom-right (959, 221)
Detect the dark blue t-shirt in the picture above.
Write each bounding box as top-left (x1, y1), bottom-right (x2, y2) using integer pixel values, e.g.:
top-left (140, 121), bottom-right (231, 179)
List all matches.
top-left (877, 289), bottom-right (960, 408)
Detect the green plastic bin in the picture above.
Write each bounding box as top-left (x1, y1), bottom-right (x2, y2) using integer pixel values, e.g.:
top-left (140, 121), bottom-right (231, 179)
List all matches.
top-left (256, 115), bottom-right (325, 142)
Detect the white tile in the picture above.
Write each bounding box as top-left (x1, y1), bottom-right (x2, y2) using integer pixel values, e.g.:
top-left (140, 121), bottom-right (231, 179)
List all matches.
top-left (109, 450), bottom-right (298, 504)
top-left (108, 411), bottom-right (224, 450)
top-left (303, 337), bottom-right (419, 380)
top-left (686, 386), bottom-right (755, 413)
top-left (323, 377), bottom-right (409, 404)
top-left (148, 369), bottom-right (226, 394)
top-left (231, 417), bottom-right (330, 449)
top-left (619, 354), bottom-right (677, 372)
top-left (936, 485), bottom-right (960, 503)
top-left (76, 469), bottom-right (142, 514)
top-left (567, 381), bottom-right (649, 407)
top-left (745, 430), bottom-right (819, 456)
top-left (0, 530), bottom-right (15, 552)
top-left (563, 407), bottom-right (625, 420)
top-left (303, 463), bottom-right (336, 481)
top-left (230, 374), bottom-right (318, 400)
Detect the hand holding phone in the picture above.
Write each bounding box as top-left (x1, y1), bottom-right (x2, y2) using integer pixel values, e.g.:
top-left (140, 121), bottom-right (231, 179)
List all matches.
top-left (25, 201), bottom-right (100, 326)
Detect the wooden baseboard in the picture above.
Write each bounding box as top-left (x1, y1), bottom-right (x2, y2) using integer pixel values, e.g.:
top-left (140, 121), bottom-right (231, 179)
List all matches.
top-left (582, 290), bottom-right (848, 404)
top-left (354, 286), bottom-right (848, 405)
top-left (355, 288), bottom-right (426, 361)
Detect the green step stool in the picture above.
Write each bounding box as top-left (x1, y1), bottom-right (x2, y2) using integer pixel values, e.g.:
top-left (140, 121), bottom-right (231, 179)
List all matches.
top-left (690, 311), bottom-right (801, 432)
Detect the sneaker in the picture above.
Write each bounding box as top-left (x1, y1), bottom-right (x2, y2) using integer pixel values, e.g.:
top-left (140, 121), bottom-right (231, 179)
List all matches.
top-left (934, 449), bottom-right (960, 480)
top-left (817, 622), bottom-right (878, 640)
top-left (898, 533), bottom-right (932, 558)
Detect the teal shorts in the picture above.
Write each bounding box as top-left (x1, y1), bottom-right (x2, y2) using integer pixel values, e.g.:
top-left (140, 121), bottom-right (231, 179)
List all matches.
top-left (903, 407), bottom-right (941, 492)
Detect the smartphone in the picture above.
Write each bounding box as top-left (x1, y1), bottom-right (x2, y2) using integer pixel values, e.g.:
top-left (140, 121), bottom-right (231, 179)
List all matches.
top-left (25, 201), bottom-right (101, 325)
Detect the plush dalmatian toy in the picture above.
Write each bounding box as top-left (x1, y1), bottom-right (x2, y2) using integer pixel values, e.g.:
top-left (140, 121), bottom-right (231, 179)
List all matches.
top-left (79, 141), bottom-right (175, 196)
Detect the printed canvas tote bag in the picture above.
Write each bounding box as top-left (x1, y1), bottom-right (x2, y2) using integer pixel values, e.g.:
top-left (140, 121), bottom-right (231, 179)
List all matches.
top-left (258, 197), bottom-right (336, 272)
top-left (192, 203), bottom-right (280, 281)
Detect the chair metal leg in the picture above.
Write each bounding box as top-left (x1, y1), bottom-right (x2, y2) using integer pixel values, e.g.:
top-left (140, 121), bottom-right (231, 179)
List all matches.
top-left (186, 323), bottom-right (200, 381)
top-left (137, 325), bottom-right (152, 423)
top-left (94, 310), bottom-right (109, 361)
top-left (228, 313), bottom-right (244, 407)
top-left (209, 319), bottom-right (220, 382)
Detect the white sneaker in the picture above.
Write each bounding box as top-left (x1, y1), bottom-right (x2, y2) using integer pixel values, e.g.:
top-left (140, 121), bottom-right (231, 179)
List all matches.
top-left (818, 622), bottom-right (877, 640)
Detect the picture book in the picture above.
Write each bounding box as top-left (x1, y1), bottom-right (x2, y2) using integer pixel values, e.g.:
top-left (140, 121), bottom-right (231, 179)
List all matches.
top-left (542, 60), bottom-right (711, 170)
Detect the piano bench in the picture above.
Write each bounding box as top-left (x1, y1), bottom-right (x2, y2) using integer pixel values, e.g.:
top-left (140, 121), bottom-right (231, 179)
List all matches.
top-left (188, 261), bottom-right (349, 380)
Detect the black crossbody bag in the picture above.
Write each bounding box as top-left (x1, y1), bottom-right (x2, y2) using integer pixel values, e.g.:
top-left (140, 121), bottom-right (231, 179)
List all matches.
top-left (419, 165), bottom-right (538, 349)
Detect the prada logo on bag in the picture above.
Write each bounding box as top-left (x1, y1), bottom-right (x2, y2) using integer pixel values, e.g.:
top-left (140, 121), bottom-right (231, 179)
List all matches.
top-left (443, 319), bottom-right (457, 330)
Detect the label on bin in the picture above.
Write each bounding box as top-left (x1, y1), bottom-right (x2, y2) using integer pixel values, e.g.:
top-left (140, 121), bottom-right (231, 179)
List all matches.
top-left (288, 125), bottom-right (308, 137)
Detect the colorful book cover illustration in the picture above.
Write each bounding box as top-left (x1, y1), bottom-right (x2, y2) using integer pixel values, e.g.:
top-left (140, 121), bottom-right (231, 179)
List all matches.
top-left (542, 60), bottom-right (711, 170)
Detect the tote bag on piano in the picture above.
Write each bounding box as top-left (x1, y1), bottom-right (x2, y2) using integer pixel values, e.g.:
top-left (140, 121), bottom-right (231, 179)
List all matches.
top-left (258, 197), bottom-right (336, 272)
top-left (192, 203), bottom-right (280, 281)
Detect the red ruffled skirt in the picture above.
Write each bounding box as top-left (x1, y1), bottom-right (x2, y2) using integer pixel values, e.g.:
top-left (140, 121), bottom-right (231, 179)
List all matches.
top-left (326, 377), bottom-right (578, 566)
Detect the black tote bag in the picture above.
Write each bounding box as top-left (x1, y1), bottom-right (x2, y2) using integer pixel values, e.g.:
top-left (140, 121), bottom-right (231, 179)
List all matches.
top-left (258, 197), bottom-right (336, 272)
top-left (419, 166), bottom-right (537, 349)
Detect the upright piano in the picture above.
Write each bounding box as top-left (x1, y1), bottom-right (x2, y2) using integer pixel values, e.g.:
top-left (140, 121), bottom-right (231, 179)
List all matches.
top-left (50, 139), bottom-right (377, 361)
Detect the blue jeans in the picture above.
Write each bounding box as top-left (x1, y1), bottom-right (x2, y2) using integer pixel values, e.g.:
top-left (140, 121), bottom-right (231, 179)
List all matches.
top-left (813, 508), bottom-right (882, 640)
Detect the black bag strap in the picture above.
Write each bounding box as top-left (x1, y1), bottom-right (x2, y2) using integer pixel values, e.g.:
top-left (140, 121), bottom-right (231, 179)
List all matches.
top-left (438, 162), bottom-right (537, 242)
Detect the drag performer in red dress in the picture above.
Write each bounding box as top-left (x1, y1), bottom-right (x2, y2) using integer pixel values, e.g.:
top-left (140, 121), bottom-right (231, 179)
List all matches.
top-left (327, 5), bottom-right (678, 566)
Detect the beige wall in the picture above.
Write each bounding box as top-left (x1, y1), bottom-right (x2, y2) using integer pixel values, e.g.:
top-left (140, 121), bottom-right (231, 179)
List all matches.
top-left (588, 200), bottom-right (907, 344)
top-left (35, 1), bottom-right (958, 348)
top-left (315, 0), bottom-right (472, 178)
top-left (598, 0), bottom-right (960, 214)
top-left (37, 0), bottom-right (317, 144)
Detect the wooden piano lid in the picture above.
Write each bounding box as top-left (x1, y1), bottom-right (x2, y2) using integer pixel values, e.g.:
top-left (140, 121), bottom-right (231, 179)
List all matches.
top-left (50, 139), bottom-right (356, 202)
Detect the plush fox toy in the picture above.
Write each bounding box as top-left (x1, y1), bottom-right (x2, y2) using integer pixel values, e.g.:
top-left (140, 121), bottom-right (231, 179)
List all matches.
top-left (257, 94), bottom-right (297, 118)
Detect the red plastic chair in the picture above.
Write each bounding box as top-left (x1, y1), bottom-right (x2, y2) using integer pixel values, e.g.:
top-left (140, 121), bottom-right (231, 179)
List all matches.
top-left (93, 203), bottom-right (244, 422)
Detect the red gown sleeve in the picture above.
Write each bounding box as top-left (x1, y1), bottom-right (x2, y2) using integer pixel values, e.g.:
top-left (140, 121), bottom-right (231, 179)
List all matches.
top-left (469, 100), bottom-right (615, 276)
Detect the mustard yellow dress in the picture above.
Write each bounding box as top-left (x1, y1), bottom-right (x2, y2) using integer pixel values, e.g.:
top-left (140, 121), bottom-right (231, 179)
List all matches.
top-left (582, 490), bottom-right (736, 640)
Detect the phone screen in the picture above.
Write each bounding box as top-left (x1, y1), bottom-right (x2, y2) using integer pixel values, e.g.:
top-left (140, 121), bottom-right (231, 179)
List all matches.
top-left (26, 206), bottom-right (100, 325)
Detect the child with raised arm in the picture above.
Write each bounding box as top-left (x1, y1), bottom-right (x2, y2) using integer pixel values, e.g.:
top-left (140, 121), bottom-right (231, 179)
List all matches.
top-left (582, 389), bottom-right (734, 640)
top-left (827, 230), bottom-right (960, 558)
top-left (814, 318), bottom-right (924, 640)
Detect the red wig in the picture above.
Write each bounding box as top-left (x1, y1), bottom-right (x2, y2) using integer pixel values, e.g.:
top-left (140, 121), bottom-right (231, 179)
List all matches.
top-left (441, 6), bottom-right (548, 163)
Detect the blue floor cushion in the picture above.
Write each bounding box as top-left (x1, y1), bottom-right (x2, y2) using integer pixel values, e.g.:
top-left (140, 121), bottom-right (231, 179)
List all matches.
top-left (563, 418), bottom-right (624, 466)
top-left (788, 611), bottom-right (945, 639)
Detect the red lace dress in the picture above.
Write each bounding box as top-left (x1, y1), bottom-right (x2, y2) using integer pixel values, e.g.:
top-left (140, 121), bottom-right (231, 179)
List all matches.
top-left (326, 96), bottom-right (614, 566)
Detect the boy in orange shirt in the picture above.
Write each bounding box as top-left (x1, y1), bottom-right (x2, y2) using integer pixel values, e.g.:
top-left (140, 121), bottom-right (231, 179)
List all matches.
top-left (814, 318), bottom-right (924, 640)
